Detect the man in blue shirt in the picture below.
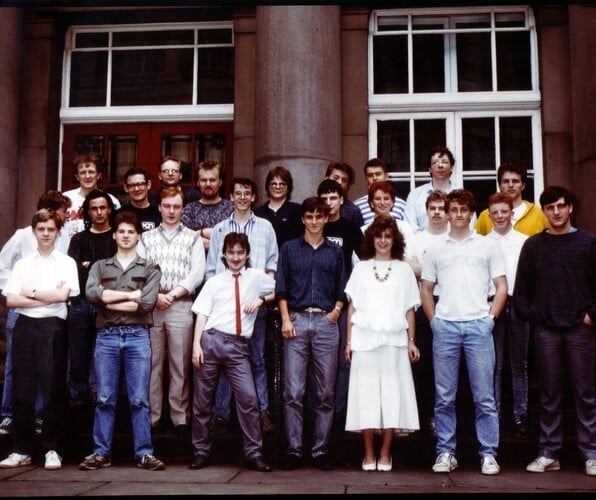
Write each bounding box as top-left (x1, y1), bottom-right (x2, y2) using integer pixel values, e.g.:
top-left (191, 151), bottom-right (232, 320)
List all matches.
top-left (276, 197), bottom-right (347, 471)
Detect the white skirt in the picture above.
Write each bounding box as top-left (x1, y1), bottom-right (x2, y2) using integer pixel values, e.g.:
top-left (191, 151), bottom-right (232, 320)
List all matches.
top-left (345, 344), bottom-right (420, 433)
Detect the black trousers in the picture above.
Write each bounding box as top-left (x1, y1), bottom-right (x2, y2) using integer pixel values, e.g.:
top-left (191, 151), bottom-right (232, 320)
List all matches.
top-left (12, 315), bottom-right (67, 455)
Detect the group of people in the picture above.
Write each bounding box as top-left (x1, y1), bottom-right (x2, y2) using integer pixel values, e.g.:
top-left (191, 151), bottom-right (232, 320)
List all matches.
top-left (0, 148), bottom-right (594, 478)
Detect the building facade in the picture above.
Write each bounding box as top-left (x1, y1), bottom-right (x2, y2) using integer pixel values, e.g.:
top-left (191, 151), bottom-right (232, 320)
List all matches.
top-left (0, 2), bottom-right (595, 246)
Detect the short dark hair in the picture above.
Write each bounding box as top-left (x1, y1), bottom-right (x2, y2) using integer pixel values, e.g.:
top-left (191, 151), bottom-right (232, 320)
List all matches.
top-left (446, 189), bottom-right (476, 212)
top-left (37, 190), bottom-right (71, 211)
top-left (363, 158), bottom-right (387, 174)
top-left (425, 190), bottom-right (448, 210)
top-left (82, 189), bottom-right (115, 229)
top-left (221, 232), bottom-right (252, 269)
top-left (427, 146), bottom-right (455, 167)
top-left (114, 210), bottom-right (141, 234)
top-left (123, 167), bottom-right (150, 184)
top-left (231, 177), bottom-right (257, 197)
top-left (325, 161), bottom-right (355, 187)
top-left (360, 215), bottom-right (405, 260)
top-left (497, 162), bottom-right (527, 184)
top-left (265, 166), bottom-right (294, 199)
top-left (317, 179), bottom-right (343, 198)
top-left (539, 185), bottom-right (576, 208)
top-left (300, 196), bottom-right (330, 217)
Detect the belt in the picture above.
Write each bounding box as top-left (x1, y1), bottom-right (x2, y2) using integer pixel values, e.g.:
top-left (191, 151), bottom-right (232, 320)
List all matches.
top-left (294, 307), bottom-right (327, 314)
top-left (206, 328), bottom-right (248, 342)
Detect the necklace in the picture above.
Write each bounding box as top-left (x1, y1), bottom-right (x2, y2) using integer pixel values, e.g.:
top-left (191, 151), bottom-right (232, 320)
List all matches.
top-left (373, 259), bottom-right (392, 282)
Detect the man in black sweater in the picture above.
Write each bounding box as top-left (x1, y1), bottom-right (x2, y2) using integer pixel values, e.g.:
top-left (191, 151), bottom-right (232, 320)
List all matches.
top-left (514, 185), bottom-right (596, 477)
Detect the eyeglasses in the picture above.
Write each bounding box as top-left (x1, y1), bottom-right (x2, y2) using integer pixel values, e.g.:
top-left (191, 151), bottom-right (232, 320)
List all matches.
top-left (233, 191), bottom-right (253, 198)
top-left (269, 182), bottom-right (287, 188)
top-left (126, 181), bottom-right (148, 190)
top-left (161, 169), bottom-right (180, 175)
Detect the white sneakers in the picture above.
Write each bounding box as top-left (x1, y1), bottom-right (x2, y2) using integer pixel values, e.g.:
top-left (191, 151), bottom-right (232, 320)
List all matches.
top-left (432, 453), bottom-right (458, 472)
top-left (481, 456), bottom-right (501, 475)
top-left (585, 459), bottom-right (596, 476)
top-left (526, 456), bottom-right (560, 473)
top-left (0, 453), bottom-right (32, 468)
top-left (44, 450), bottom-right (62, 470)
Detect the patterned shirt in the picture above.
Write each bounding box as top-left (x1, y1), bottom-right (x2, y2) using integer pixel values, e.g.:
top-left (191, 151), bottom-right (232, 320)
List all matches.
top-left (181, 199), bottom-right (234, 231)
top-left (205, 212), bottom-right (278, 279)
top-left (354, 193), bottom-right (406, 225)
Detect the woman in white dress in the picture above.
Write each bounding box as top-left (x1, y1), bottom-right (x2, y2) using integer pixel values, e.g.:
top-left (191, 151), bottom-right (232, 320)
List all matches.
top-left (345, 215), bottom-right (421, 472)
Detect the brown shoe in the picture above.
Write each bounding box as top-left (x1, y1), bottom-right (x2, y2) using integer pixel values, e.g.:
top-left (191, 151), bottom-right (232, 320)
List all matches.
top-left (261, 411), bottom-right (275, 434)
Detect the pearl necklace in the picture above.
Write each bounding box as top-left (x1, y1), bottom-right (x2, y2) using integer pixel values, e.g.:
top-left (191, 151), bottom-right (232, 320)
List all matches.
top-left (373, 259), bottom-right (392, 282)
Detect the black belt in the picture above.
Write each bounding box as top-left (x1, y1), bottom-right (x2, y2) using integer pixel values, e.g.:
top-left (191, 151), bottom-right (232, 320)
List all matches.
top-left (206, 328), bottom-right (248, 342)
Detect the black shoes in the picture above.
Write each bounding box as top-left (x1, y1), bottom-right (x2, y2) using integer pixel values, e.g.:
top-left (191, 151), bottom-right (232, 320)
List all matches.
top-left (280, 453), bottom-right (301, 471)
top-left (514, 414), bottom-right (529, 439)
top-left (246, 456), bottom-right (272, 472)
top-left (189, 455), bottom-right (210, 470)
top-left (312, 454), bottom-right (335, 471)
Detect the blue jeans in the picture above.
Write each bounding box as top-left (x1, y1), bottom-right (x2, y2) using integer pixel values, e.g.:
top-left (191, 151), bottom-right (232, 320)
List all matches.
top-left (431, 316), bottom-right (499, 458)
top-left (493, 297), bottom-right (529, 422)
top-left (93, 325), bottom-right (153, 460)
top-left (1, 309), bottom-right (42, 419)
top-left (283, 311), bottom-right (339, 459)
top-left (213, 307), bottom-right (269, 420)
top-left (67, 298), bottom-right (98, 406)
top-left (533, 322), bottom-right (596, 460)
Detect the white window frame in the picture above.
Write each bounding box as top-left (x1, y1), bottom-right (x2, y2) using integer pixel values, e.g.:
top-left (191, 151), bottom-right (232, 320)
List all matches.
top-left (60, 21), bottom-right (234, 124)
top-left (368, 5), bottom-right (543, 201)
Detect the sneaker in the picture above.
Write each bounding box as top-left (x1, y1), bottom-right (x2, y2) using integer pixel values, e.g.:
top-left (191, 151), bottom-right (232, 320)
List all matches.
top-left (44, 450), bottom-right (62, 470)
top-left (526, 456), bottom-right (560, 473)
top-left (0, 453), bottom-right (32, 468)
top-left (481, 456), bottom-right (501, 475)
top-left (79, 453), bottom-right (111, 471)
top-left (585, 459), bottom-right (596, 476)
top-left (261, 411), bottom-right (275, 434)
top-left (0, 417), bottom-right (13, 436)
top-left (137, 454), bottom-right (165, 471)
top-left (432, 452), bottom-right (458, 473)
top-left (34, 418), bottom-right (43, 436)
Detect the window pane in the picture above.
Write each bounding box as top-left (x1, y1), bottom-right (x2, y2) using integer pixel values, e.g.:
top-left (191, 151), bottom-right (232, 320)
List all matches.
top-left (377, 120), bottom-right (410, 173)
top-left (75, 32), bottom-right (108, 48)
top-left (112, 49), bottom-right (193, 105)
top-left (377, 15), bottom-right (407, 32)
top-left (462, 118), bottom-right (495, 171)
top-left (499, 116), bottom-right (533, 169)
top-left (197, 47), bottom-right (234, 104)
top-left (70, 52), bottom-right (108, 107)
top-left (457, 33), bottom-right (492, 91)
top-left (496, 32), bottom-right (531, 90)
top-left (162, 134), bottom-right (192, 182)
top-left (198, 29), bottom-right (232, 44)
top-left (495, 12), bottom-right (526, 28)
top-left (373, 35), bottom-right (408, 94)
top-left (413, 34), bottom-right (445, 92)
top-left (390, 180), bottom-right (411, 202)
top-left (74, 135), bottom-right (105, 158)
top-left (463, 178), bottom-right (498, 215)
top-left (414, 119), bottom-right (447, 172)
top-left (113, 30), bottom-right (193, 47)
top-left (108, 135), bottom-right (137, 185)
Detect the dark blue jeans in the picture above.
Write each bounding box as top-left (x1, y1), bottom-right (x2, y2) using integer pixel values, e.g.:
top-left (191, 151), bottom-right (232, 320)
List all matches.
top-left (533, 321), bottom-right (596, 460)
top-left (67, 298), bottom-right (98, 406)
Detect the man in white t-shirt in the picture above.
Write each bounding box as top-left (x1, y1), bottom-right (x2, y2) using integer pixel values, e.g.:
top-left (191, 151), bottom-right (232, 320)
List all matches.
top-left (421, 189), bottom-right (507, 476)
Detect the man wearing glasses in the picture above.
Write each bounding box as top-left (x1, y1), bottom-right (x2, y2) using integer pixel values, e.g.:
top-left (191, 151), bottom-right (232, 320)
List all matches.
top-left (119, 167), bottom-right (161, 232)
top-left (206, 178), bottom-right (278, 437)
top-left (148, 155), bottom-right (200, 207)
top-left (404, 147), bottom-right (457, 233)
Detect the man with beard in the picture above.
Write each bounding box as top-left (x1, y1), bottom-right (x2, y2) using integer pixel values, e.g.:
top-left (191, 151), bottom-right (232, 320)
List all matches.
top-left (181, 160), bottom-right (234, 252)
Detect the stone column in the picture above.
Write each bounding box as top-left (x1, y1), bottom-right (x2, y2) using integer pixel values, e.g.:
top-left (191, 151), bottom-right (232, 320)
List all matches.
top-left (253, 5), bottom-right (342, 204)
top-left (0, 8), bottom-right (23, 245)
